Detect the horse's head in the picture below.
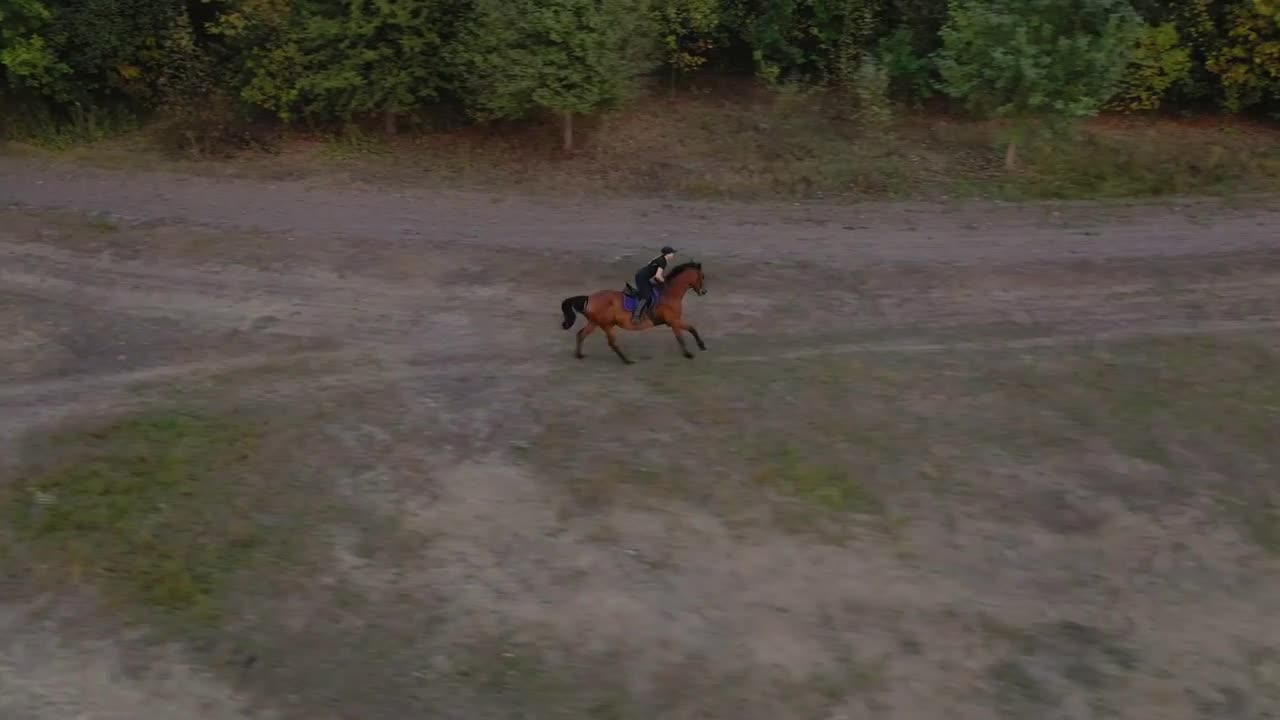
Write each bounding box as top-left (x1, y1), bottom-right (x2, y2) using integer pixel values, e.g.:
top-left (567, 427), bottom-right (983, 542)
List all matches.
top-left (670, 261), bottom-right (707, 296)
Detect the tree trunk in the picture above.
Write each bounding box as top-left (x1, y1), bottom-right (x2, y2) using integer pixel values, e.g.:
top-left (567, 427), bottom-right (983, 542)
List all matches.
top-left (383, 108), bottom-right (398, 137)
top-left (562, 111), bottom-right (574, 152)
top-left (1004, 139), bottom-right (1018, 170)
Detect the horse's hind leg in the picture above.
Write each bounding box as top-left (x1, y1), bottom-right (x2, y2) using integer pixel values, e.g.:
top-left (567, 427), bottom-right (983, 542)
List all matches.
top-left (576, 322), bottom-right (593, 358)
top-left (604, 327), bottom-right (634, 365)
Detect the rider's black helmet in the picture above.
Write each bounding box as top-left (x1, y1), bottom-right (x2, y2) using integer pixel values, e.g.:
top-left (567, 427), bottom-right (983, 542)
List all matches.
top-left (661, 245), bottom-right (676, 255)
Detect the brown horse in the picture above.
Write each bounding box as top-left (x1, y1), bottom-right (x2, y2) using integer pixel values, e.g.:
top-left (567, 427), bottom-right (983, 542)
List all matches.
top-left (560, 262), bottom-right (708, 364)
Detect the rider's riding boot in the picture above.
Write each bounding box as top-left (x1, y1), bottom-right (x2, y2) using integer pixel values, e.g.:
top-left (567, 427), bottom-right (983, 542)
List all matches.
top-left (631, 299), bottom-right (646, 325)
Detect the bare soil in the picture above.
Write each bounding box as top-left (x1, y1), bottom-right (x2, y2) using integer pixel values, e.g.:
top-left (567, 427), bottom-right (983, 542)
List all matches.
top-left (2, 159), bottom-right (1279, 719)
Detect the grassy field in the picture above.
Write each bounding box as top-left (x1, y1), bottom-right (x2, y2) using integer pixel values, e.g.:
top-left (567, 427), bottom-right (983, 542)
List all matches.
top-left (5, 333), bottom-right (1280, 718)
top-left (6, 89), bottom-right (1280, 202)
top-left (534, 332), bottom-right (1280, 546)
top-left (3, 201), bottom-right (1279, 718)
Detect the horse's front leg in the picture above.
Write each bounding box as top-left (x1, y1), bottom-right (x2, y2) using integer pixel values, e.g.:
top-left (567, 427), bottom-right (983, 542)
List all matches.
top-left (669, 319), bottom-right (705, 356)
top-left (670, 326), bottom-right (695, 359)
top-left (685, 324), bottom-right (707, 351)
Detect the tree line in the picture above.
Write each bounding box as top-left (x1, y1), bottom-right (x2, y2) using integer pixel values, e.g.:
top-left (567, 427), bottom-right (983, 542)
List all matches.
top-left (2, 0), bottom-right (1279, 149)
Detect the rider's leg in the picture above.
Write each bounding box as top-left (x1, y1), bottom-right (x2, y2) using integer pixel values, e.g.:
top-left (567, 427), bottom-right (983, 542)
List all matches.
top-left (632, 275), bottom-right (651, 324)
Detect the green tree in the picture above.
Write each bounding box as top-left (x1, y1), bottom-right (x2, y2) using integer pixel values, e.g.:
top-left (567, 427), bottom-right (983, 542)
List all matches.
top-left (47, 0), bottom-right (183, 107)
top-left (823, 0), bottom-right (883, 91)
top-left (877, 27), bottom-right (934, 101)
top-left (207, 0), bottom-right (294, 39)
top-left (883, 0), bottom-right (948, 53)
top-left (1109, 22), bottom-right (1193, 111)
top-left (145, 9), bottom-right (253, 155)
top-left (722, 0), bottom-right (882, 85)
top-left (3, 0), bottom-right (183, 134)
top-left (451, 0), bottom-right (659, 150)
top-left (240, 0), bottom-right (456, 132)
top-left (205, 0), bottom-right (293, 87)
top-left (721, 0), bottom-right (803, 83)
top-left (1257, 0), bottom-right (1280, 23)
top-left (935, 0), bottom-right (1142, 167)
top-left (1208, 1), bottom-right (1280, 112)
top-left (0, 0), bottom-right (70, 103)
top-left (1161, 0), bottom-right (1224, 107)
top-left (654, 0), bottom-right (721, 78)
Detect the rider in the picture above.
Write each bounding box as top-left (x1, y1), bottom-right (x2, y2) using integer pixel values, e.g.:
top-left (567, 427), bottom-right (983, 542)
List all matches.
top-left (632, 245), bottom-right (676, 324)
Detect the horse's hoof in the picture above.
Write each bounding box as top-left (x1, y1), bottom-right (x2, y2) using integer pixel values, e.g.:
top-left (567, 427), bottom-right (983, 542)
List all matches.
top-left (697, 344), bottom-right (707, 351)
top-left (575, 353), bottom-right (585, 360)
top-left (683, 352), bottom-right (695, 359)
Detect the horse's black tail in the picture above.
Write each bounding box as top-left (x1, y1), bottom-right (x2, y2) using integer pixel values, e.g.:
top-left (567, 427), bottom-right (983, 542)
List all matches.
top-left (561, 296), bottom-right (588, 330)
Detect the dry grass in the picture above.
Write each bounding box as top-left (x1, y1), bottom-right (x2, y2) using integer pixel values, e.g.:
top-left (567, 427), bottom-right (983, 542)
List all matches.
top-left (7, 89), bottom-right (1280, 201)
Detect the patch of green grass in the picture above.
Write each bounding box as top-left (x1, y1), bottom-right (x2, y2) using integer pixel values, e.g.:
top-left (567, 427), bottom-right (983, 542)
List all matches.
top-left (985, 336), bottom-right (1280, 547)
top-left (755, 447), bottom-right (883, 515)
top-left (21, 87), bottom-right (1280, 202)
top-left (1193, 685), bottom-right (1253, 720)
top-left (1048, 620), bottom-right (1138, 688)
top-left (444, 636), bottom-right (891, 720)
top-left (7, 413), bottom-right (262, 622)
top-left (320, 128), bottom-right (393, 160)
top-left (988, 658), bottom-right (1055, 716)
top-left (981, 617), bottom-right (1137, 717)
top-left (89, 217), bottom-right (119, 233)
top-left (447, 640), bottom-right (631, 718)
top-left (808, 642), bottom-right (887, 705)
top-left (532, 327), bottom-right (1280, 550)
top-left (604, 104), bottom-right (1280, 201)
top-left (2, 105), bottom-right (138, 151)
top-left (988, 127), bottom-right (1280, 200)
top-left (1228, 499), bottom-right (1280, 556)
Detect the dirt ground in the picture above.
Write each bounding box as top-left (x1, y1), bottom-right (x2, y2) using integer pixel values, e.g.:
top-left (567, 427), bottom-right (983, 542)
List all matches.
top-left (2, 156), bottom-right (1280, 719)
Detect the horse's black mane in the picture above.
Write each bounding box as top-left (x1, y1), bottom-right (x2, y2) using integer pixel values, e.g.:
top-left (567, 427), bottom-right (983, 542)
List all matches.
top-left (666, 261), bottom-right (702, 281)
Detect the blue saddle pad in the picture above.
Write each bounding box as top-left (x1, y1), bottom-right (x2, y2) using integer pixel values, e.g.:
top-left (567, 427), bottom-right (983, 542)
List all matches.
top-left (622, 288), bottom-right (659, 313)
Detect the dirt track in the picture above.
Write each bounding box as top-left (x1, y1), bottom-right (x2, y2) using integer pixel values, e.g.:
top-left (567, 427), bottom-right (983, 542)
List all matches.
top-left (3, 157), bottom-right (1280, 719)
top-left (4, 158), bottom-right (1280, 436)
top-left (6, 157), bottom-right (1280, 265)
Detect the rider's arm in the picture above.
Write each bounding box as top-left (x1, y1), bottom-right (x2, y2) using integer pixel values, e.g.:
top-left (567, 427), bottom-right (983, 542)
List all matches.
top-left (653, 267), bottom-right (665, 283)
